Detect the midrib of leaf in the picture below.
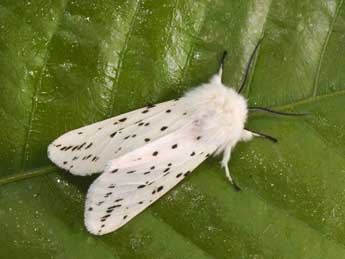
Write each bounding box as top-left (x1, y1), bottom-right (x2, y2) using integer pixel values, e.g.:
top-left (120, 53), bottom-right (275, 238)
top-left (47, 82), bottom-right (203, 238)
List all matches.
top-left (20, 0), bottom-right (69, 171)
top-left (312, 0), bottom-right (345, 97)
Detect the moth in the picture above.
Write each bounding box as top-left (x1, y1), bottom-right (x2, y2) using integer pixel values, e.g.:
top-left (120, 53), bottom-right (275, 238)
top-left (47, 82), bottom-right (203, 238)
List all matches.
top-left (48, 39), bottom-right (303, 235)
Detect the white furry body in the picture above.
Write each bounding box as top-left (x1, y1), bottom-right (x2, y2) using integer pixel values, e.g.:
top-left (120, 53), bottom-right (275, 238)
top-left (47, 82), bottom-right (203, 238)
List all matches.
top-left (48, 73), bottom-right (255, 235)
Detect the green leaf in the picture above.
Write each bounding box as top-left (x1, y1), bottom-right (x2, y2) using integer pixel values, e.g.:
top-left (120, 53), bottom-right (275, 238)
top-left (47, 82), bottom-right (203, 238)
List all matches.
top-left (1, 0), bottom-right (345, 258)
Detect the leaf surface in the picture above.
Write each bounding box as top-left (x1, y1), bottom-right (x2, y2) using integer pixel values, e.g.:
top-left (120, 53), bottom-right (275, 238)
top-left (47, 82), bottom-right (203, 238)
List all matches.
top-left (1, 0), bottom-right (345, 258)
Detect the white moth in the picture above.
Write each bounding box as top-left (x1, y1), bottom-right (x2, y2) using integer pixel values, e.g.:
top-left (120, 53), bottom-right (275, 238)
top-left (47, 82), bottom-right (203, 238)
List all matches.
top-left (48, 41), bottom-right (301, 235)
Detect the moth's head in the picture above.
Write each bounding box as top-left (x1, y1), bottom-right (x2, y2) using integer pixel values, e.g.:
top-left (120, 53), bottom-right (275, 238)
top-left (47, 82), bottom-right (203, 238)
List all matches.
top-left (216, 47), bottom-right (306, 140)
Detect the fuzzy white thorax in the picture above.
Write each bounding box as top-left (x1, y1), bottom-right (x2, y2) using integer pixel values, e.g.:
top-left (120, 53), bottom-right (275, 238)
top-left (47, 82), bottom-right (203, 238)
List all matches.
top-left (182, 74), bottom-right (249, 154)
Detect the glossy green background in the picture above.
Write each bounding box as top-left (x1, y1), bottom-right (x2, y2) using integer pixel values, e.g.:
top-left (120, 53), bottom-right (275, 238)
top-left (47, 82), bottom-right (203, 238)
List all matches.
top-left (1, 0), bottom-right (345, 258)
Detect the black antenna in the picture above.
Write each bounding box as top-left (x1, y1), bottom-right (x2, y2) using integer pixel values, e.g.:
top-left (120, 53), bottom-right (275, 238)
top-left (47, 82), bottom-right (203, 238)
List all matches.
top-left (218, 50), bottom-right (228, 79)
top-left (238, 36), bottom-right (265, 94)
top-left (248, 107), bottom-right (308, 117)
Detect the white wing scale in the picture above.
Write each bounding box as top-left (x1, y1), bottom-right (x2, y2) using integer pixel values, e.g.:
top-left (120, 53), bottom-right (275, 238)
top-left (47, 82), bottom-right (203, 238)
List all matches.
top-left (84, 124), bottom-right (218, 235)
top-left (48, 99), bottom-right (193, 175)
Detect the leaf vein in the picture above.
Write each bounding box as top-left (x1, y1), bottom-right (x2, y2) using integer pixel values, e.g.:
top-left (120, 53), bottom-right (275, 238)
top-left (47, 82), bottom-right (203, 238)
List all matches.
top-left (20, 0), bottom-right (69, 171)
top-left (108, 0), bottom-right (142, 116)
top-left (312, 0), bottom-right (345, 97)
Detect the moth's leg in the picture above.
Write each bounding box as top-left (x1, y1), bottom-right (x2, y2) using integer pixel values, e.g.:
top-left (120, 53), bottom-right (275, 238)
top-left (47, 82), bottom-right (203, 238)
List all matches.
top-left (221, 144), bottom-right (241, 191)
top-left (242, 129), bottom-right (277, 143)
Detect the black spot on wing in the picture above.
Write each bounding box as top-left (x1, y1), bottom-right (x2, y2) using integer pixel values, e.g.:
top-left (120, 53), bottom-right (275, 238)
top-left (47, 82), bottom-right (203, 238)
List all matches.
top-left (104, 192), bottom-right (112, 198)
top-left (85, 143), bottom-right (93, 149)
top-left (77, 142), bottom-right (86, 150)
top-left (108, 204), bottom-right (121, 209)
top-left (82, 154), bottom-right (92, 160)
